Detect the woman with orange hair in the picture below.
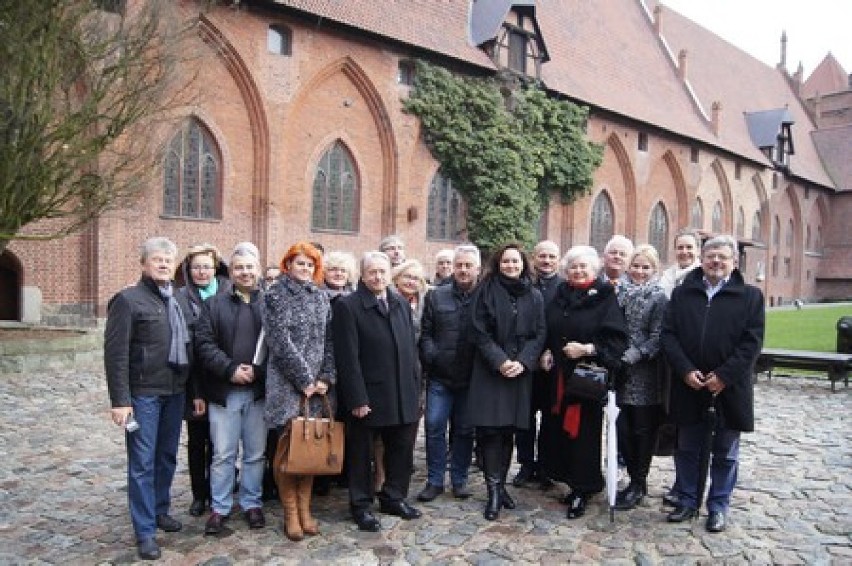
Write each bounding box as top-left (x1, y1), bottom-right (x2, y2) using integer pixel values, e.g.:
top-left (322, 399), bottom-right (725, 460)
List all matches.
top-left (263, 242), bottom-right (336, 541)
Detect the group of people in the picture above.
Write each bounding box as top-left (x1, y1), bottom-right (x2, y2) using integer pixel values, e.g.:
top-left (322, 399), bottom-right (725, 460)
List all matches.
top-left (105, 230), bottom-right (763, 560)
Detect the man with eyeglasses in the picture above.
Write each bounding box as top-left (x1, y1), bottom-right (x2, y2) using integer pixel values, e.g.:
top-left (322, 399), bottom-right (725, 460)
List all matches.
top-left (661, 235), bottom-right (764, 533)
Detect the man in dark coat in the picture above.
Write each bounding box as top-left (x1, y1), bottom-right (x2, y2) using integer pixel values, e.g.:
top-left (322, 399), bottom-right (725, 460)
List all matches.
top-left (513, 240), bottom-right (563, 489)
top-left (333, 251), bottom-right (422, 531)
top-left (105, 237), bottom-right (193, 561)
top-left (417, 244), bottom-right (480, 502)
top-left (661, 235), bottom-right (764, 533)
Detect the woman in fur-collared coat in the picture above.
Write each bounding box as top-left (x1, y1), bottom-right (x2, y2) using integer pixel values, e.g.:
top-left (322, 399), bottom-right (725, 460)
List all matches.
top-left (264, 242), bottom-right (335, 541)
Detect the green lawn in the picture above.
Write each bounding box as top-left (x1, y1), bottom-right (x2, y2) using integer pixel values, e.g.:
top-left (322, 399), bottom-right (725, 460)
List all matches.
top-left (764, 305), bottom-right (851, 351)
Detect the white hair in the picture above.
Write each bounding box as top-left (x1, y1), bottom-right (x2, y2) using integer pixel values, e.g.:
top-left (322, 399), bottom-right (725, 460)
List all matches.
top-left (561, 245), bottom-right (602, 274)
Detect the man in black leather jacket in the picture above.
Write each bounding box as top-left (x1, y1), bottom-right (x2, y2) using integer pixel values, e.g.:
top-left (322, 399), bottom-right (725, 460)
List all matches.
top-left (105, 237), bottom-right (194, 561)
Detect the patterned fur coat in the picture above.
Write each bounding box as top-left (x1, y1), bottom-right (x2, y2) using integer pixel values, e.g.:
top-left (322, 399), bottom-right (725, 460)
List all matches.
top-left (264, 274), bottom-right (336, 427)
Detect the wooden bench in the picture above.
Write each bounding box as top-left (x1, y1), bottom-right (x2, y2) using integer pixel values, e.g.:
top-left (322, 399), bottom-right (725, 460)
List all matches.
top-left (755, 348), bottom-right (852, 392)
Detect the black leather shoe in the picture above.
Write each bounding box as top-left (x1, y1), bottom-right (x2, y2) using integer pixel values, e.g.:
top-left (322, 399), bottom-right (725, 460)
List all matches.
top-left (500, 486), bottom-right (516, 509)
top-left (452, 483), bottom-right (472, 499)
top-left (204, 512), bottom-right (228, 536)
top-left (706, 511), bottom-right (726, 532)
top-left (137, 538), bottom-right (160, 560)
top-left (244, 507), bottom-right (265, 529)
top-left (565, 493), bottom-right (587, 519)
top-left (614, 483), bottom-right (646, 510)
top-left (416, 483), bottom-right (444, 502)
top-left (379, 500), bottom-right (422, 520)
top-left (662, 491), bottom-right (680, 507)
top-left (512, 464), bottom-right (535, 487)
top-left (353, 510), bottom-right (381, 532)
top-left (156, 514), bottom-right (182, 532)
top-left (667, 505), bottom-right (698, 523)
top-left (189, 499), bottom-right (206, 517)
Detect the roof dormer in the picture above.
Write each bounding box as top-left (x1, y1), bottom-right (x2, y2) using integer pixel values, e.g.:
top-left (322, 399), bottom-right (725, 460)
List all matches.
top-left (470, 0), bottom-right (549, 80)
top-left (744, 108), bottom-right (796, 169)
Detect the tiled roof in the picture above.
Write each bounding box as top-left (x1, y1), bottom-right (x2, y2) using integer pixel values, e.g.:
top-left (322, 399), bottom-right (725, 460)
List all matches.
top-left (645, 1), bottom-right (834, 188)
top-left (270, 0), bottom-right (495, 69)
top-left (812, 126), bottom-right (852, 190)
top-left (803, 53), bottom-right (849, 99)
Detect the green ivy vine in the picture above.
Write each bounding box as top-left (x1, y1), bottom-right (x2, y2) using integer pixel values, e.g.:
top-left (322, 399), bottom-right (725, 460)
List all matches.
top-left (403, 61), bottom-right (603, 251)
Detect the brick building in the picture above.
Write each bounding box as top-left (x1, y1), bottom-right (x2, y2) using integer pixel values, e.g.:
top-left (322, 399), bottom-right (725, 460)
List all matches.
top-left (2, 0), bottom-right (850, 326)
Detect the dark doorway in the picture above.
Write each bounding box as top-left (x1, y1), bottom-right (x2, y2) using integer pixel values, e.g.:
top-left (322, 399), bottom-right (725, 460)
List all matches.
top-left (0, 252), bottom-right (22, 321)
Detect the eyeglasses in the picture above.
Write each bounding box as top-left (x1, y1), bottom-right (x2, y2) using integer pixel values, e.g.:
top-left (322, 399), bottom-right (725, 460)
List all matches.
top-left (191, 265), bottom-right (214, 272)
top-left (704, 253), bottom-right (733, 261)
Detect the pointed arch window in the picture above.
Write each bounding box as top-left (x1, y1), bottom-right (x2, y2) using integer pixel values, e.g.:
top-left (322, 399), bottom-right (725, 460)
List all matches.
top-left (648, 202), bottom-right (669, 264)
top-left (163, 118), bottom-right (222, 219)
top-left (691, 197), bottom-right (704, 229)
top-left (736, 207), bottom-right (745, 238)
top-left (711, 201), bottom-right (723, 233)
top-left (427, 171), bottom-right (465, 241)
top-left (772, 216), bottom-right (781, 247)
top-left (590, 191), bottom-right (614, 253)
top-left (751, 210), bottom-right (762, 242)
top-left (311, 141), bottom-right (359, 232)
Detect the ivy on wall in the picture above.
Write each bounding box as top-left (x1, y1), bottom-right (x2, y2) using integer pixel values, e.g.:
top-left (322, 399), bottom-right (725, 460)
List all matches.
top-left (403, 61), bottom-right (603, 251)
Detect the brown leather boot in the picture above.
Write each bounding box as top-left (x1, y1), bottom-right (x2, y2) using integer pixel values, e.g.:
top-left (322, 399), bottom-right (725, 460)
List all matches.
top-left (297, 476), bottom-right (319, 536)
top-left (275, 473), bottom-right (303, 541)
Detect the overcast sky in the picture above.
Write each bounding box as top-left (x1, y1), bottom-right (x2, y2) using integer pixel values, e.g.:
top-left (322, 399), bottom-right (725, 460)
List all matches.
top-left (660, 0), bottom-right (851, 77)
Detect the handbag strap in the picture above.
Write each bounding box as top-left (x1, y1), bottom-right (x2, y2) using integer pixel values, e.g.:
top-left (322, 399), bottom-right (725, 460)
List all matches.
top-left (298, 394), bottom-right (337, 440)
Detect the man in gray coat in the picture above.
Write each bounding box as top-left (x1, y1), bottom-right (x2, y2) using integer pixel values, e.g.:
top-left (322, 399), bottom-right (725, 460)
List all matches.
top-left (333, 251), bottom-right (421, 531)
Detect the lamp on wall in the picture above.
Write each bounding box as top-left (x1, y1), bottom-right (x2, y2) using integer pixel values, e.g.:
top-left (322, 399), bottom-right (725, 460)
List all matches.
top-left (755, 261), bottom-right (765, 283)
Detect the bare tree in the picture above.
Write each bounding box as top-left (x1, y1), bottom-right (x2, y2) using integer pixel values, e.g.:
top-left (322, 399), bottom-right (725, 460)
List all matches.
top-left (0, 0), bottom-right (200, 254)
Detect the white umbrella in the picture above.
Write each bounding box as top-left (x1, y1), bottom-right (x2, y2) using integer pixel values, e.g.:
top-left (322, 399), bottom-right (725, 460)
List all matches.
top-left (604, 389), bottom-right (620, 522)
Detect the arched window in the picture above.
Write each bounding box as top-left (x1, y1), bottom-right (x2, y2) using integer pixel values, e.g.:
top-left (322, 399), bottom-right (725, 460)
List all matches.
top-left (590, 191), bottom-right (614, 253)
top-left (736, 207), bottom-right (745, 238)
top-left (751, 210), bottom-right (762, 242)
top-left (711, 201), bottom-right (723, 233)
top-left (311, 141), bottom-right (359, 232)
top-left (163, 118), bottom-right (222, 219)
top-left (691, 197), bottom-right (704, 229)
top-left (268, 25), bottom-right (292, 55)
top-left (785, 219), bottom-right (794, 250)
top-left (427, 171), bottom-right (464, 241)
top-left (647, 202), bottom-right (669, 264)
top-left (772, 215), bottom-right (780, 247)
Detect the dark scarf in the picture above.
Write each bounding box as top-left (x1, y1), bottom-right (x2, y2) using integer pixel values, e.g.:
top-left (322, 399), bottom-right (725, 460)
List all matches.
top-left (497, 273), bottom-right (532, 297)
top-left (158, 283), bottom-right (190, 369)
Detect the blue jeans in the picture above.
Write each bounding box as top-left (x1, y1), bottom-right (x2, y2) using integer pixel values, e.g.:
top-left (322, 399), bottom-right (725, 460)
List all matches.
top-left (424, 381), bottom-right (474, 488)
top-left (674, 420), bottom-right (740, 514)
top-left (208, 389), bottom-right (266, 515)
top-left (127, 392), bottom-right (185, 541)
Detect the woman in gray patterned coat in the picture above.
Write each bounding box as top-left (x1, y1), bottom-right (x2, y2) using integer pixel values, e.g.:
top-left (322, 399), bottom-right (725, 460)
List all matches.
top-left (614, 244), bottom-right (668, 510)
top-left (264, 242), bottom-right (335, 541)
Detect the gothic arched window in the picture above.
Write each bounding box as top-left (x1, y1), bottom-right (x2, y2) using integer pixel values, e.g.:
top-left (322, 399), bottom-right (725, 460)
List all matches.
top-left (163, 118), bottom-right (222, 219)
top-left (427, 171), bottom-right (464, 241)
top-left (590, 191), bottom-right (614, 253)
top-left (648, 202), bottom-right (669, 264)
top-left (311, 141), bottom-right (359, 232)
top-left (691, 197), bottom-right (704, 229)
top-left (711, 201), bottom-right (723, 233)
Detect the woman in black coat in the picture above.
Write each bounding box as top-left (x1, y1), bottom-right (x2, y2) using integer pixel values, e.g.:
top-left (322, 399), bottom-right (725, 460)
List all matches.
top-left (176, 243), bottom-right (230, 517)
top-left (468, 243), bottom-right (546, 521)
top-left (541, 245), bottom-right (627, 519)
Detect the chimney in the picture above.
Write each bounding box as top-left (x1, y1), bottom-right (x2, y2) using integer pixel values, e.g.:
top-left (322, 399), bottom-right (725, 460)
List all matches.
top-left (778, 30), bottom-right (787, 70)
top-left (711, 101), bottom-right (722, 137)
top-left (653, 5), bottom-right (663, 34)
top-left (678, 49), bottom-right (688, 80)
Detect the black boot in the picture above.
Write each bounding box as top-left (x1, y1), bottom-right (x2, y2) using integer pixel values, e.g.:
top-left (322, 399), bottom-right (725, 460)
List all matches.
top-left (499, 432), bottom-right (516, 510)
top-left (614, 481), bottom-right (647, 510)
top-left (479, 431), bottom-right (502, 521)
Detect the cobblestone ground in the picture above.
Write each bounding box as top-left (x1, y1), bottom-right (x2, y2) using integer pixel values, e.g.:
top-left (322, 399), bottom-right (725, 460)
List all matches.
top-left (0, 368), bottom-right (849, 565)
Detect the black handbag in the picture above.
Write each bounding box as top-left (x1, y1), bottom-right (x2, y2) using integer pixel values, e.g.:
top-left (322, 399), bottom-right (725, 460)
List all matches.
top-left (565, 362), bottom-right (608, 401)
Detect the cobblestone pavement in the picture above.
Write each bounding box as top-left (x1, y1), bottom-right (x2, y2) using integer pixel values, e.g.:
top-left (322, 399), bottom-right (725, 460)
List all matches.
top-left (0, 368), bottom-right (849, 565)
